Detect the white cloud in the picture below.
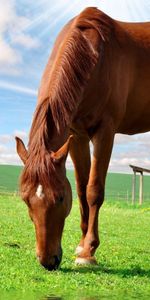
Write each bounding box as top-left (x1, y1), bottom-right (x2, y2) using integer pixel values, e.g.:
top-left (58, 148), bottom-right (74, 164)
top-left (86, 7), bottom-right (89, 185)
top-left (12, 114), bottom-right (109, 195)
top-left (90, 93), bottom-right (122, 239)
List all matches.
top-left (114, 134), bottom-right (134, 145)
top-left (0, 0), bottom-right (15, 33)
top-left (0, 144), bottom-right (7, 153)
top-left (114, 132), bottom-right (150, 149)
top-left (0, 37), bottom-right (21, 66)
top-left (13, 130), bottom-right (28, 140)
top-left (0, 0), bottom-right (40, 70)
top-left (0, 80), bottom-right (37, 96)
top-left (12, 33), bottom-right (40, 49)
top-left (0, 130), bottom-right (28, 165)
top-left (109, 156), bottom-right (150, 173)
top-left (0, 130), bottom-right (28, 144)
top-left (109, 133), bottom-right (150, 173)
top-left (0, 134), bottom-right (12, 144)
top-left (0, 152), bottom-right (21, 165)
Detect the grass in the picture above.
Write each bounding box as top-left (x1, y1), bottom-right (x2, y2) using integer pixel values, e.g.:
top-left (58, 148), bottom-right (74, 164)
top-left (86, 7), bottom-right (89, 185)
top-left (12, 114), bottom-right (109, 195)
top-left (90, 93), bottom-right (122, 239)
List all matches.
top-left (0, 194), bottom-right (150, 299)
top-left (0, 165), bottom-right (21, 192)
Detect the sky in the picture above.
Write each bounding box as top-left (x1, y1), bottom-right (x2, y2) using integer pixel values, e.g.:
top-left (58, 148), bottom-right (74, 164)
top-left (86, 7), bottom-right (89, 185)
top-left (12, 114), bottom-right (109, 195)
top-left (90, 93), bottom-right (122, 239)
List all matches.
top-left (0, 0), bottom-right (150, 173)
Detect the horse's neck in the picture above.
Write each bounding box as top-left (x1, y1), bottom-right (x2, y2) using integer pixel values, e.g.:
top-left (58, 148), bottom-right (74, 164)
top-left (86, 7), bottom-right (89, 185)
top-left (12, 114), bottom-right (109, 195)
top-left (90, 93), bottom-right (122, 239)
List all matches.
top-left (47, 127), bottom-right (69, 152)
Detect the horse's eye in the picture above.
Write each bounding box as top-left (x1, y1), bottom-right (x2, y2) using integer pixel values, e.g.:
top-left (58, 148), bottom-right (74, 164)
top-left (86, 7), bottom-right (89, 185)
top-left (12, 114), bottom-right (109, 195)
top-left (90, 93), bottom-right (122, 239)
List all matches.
top-left (56, 196), bottom-right (64, 204)
top-left (59, 196), bottom-right (64, 203)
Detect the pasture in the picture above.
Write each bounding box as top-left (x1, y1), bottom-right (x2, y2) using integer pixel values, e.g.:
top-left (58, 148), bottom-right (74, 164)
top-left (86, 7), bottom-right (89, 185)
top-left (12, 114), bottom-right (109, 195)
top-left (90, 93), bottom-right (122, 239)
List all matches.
top-left (1, 165), bottom-right (150, 203)
top-left (0, 166), bottom-right (150, 298)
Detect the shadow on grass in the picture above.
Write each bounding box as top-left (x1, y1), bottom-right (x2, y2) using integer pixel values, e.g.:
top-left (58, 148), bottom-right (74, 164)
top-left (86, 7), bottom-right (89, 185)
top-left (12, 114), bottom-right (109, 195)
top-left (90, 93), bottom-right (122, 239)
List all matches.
top-left (4, 242), bottom-right (20, 249)
top-left (61, 264), bottom-right (150, 278)
top-left (43, 297), bottom-right (101, 300)
top-left (41, 295), bottom-right (104, 300)
top-left (42, 297), bottom-right (62, 300)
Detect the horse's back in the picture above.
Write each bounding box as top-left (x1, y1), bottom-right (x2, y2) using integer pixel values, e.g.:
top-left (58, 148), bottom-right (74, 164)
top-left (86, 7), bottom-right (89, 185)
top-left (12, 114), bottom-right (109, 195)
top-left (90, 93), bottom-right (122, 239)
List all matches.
top-left (114, 21), bottom-right (150, 134)
top-left (117, 20), bottom-right (150, 48)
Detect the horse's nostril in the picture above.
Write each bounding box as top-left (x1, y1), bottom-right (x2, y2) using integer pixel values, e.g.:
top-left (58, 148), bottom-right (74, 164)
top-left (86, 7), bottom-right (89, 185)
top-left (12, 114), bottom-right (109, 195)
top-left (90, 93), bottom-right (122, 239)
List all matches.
top-left (37, 255), bottom-right (61, 271)
top-left (43, 258), bottom-right (60, 271)
top-left (45, 263), bottom-right (57, 271)
top-left (54, 255), bottom-right (60, 266)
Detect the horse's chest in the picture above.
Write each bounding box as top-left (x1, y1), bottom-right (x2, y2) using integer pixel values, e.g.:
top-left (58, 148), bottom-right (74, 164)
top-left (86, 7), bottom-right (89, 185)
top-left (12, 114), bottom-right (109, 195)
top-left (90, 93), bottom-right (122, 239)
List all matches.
top-left (72, 110), bottom-right (101, 132)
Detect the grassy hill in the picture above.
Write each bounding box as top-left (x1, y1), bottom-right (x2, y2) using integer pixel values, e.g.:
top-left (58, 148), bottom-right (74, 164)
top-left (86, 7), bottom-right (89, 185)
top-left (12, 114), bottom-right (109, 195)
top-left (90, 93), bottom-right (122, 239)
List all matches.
top-left (0, 165), bottom-right (22, 193)
top-left (0, 165), bottom-right (150, 202)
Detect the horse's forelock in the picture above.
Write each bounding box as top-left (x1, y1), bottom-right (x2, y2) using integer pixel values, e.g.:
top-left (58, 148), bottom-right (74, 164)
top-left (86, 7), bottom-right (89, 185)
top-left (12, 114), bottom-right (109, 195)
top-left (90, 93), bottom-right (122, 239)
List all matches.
top-left (20, 151), bottom-right (61, 202)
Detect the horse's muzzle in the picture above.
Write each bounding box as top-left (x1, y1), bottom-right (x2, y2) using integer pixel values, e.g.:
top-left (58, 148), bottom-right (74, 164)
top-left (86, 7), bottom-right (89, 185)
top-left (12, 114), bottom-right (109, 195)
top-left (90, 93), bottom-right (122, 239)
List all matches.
top-left (37, 248), bottom-right (62, 271)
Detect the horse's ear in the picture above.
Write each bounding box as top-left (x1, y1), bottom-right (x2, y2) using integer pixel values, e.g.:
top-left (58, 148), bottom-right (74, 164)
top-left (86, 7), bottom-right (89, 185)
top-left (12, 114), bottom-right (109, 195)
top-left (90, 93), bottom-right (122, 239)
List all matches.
top-left (51, 135), bottom-right (73, 164)
top-left (15, 137), bottom-right (28, 164)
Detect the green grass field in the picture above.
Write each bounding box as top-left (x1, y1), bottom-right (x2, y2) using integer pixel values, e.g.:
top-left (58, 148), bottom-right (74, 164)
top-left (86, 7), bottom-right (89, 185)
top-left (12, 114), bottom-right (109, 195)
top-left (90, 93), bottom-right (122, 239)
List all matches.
top-left (0, 165), bottom-right (21, 193)
top-left (0, 165), bottom-right (150, 299)
top-left (0, 194), bottom-right (150, 299)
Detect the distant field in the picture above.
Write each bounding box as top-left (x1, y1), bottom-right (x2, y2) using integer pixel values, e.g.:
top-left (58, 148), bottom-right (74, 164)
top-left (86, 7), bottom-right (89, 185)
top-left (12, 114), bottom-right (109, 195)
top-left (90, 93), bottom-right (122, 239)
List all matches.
top-left (0, 165), bottom-right (150, 203)
top-left (0, 165), bottom-right (22, 192)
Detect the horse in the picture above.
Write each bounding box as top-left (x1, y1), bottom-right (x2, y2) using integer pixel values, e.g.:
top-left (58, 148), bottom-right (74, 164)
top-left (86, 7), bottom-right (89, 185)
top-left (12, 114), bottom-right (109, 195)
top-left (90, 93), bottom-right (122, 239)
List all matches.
top-left (16, 7), bottom-right (150, 270)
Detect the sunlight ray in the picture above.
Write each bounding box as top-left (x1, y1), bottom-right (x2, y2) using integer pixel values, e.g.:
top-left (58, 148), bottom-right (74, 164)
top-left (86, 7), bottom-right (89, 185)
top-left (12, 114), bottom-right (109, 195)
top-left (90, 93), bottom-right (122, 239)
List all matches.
top-left (99, 0), bottom-right (150, 21)
top-left (21, 0), bottom-right (71, 33)
top-left (0, 81), bottom-right (37, 96)
top-left (38, 0), bottom-right (83, 37)
top-left (125, 0), bottom-right (150, 22)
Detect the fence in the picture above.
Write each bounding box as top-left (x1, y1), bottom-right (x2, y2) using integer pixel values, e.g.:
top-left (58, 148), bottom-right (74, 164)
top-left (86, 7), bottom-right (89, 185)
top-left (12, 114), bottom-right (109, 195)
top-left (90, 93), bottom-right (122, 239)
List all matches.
top-left (0, 187), bottom-right (150, 205)
top-left (0, 185), bottom-right (19, 197)
top-left (69, 189), bottom-right (150, 204)
top-left (105, 191), bottom-right (150, 204)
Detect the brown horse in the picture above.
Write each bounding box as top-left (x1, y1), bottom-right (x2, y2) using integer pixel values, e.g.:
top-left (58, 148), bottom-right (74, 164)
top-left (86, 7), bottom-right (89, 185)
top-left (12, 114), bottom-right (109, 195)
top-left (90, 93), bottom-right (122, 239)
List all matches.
top-left (16, 7), bottom-right (150, 270)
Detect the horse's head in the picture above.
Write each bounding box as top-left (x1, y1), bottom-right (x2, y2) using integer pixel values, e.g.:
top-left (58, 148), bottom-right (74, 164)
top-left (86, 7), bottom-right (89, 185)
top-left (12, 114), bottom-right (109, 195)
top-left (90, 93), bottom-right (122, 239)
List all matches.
top-left (15, 136), bottom-right (73, 271)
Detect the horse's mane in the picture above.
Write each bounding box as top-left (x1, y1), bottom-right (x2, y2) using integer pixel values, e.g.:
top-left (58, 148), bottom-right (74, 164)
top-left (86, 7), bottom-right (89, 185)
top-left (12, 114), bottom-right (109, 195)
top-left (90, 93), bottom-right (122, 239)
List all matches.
top-left (20, 8), bottom-right (112, 195)
top-left (20, 99), bottom-right (60, 199)
top-left (39, 7), bottom-right (112, 131)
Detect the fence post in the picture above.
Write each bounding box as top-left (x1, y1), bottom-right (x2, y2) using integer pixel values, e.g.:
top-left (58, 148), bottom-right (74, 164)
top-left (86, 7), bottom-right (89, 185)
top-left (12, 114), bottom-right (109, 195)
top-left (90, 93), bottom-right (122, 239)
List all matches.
top-left (132, 171), bottom-right (136, 204)
top-left (139, 172), bottom-right (143, 205)
top-left (126, 190), bottom-right (129, 203)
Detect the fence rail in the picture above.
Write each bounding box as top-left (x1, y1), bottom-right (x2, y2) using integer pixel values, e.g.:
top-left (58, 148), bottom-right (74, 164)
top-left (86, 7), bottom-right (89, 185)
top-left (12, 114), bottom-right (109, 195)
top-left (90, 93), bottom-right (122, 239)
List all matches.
top-left (105, 191), bottom-right (150, 203)
top-left (0, 188), bottom-right (150, 204)
top-left (0, 185), bottom-right (19, 197)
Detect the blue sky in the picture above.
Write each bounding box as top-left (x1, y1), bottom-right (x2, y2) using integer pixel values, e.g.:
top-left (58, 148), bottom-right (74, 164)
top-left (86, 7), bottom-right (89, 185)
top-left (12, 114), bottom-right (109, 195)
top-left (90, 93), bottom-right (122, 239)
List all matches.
top-left (0, 0), bottom-right (150, 172)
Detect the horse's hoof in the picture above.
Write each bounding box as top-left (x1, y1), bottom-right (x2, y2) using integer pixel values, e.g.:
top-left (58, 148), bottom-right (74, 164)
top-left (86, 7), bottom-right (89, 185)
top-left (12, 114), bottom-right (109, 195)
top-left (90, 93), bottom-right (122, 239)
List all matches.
top-left (75, 246), bottom-right (84, 255)
top-left (75, 256), bottom-right (98, 265)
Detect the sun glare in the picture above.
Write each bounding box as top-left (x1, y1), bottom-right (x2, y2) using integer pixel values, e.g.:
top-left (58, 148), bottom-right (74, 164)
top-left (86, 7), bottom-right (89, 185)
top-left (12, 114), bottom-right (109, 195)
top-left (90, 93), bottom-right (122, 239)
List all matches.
top-left (25, 0), bottom-right (150, 37)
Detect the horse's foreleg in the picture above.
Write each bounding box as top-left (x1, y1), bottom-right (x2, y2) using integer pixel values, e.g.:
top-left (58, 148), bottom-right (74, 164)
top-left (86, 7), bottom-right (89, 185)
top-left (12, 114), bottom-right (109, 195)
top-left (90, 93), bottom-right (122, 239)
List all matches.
top-left (75, 118), bottom-right (115, 264)
top-left (69, 131), bottom-right (91, 253)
